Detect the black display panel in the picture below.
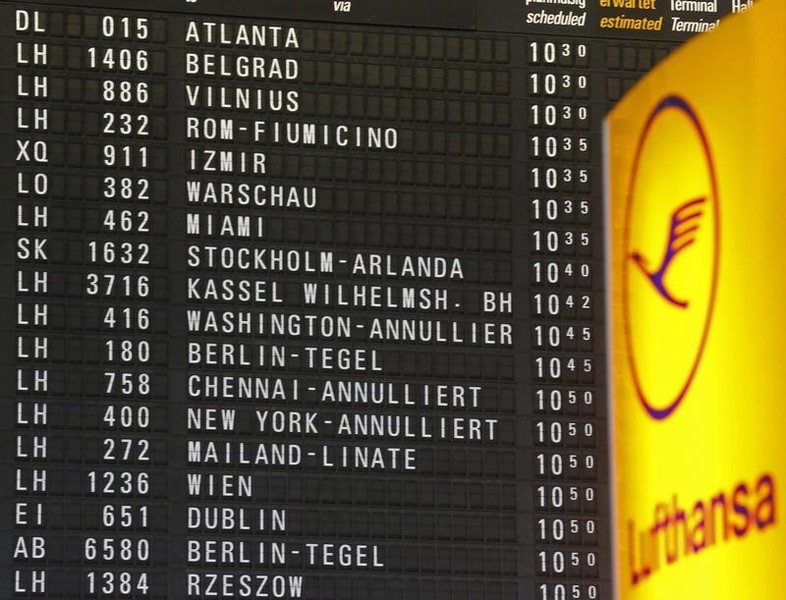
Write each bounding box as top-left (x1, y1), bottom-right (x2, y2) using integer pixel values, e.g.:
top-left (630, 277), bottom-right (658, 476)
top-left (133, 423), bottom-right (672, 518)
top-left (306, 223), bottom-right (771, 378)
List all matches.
top-left (0, 1), bottom-right (747, 598)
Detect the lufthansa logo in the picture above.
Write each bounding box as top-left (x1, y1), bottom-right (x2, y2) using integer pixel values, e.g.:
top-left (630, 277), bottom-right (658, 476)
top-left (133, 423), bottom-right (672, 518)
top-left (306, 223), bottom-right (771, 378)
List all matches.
top-left (622, 95), bottom-right (719, 420)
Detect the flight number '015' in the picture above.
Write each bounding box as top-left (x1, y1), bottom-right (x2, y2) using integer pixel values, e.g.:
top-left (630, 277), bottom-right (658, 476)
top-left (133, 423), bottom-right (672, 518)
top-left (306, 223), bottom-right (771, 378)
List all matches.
top-left (100, 16), bottom-right (150, 40)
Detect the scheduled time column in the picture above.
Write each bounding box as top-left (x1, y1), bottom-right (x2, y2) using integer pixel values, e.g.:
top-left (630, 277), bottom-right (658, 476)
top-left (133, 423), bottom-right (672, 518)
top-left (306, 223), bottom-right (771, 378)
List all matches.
top-left (525, 37), bottom-right (604, 600)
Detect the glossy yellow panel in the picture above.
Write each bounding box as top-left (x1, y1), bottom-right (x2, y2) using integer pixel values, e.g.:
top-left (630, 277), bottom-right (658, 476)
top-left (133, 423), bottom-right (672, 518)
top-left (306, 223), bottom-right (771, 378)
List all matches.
top-left (606, 1), bottom-right (786, 597)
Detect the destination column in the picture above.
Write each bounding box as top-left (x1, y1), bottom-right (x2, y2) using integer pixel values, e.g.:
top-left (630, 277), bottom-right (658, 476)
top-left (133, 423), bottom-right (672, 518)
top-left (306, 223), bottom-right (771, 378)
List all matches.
top-left (179, 17), bottom-right (520, 600)
top-left (181, 20), bottom-right (312, 600)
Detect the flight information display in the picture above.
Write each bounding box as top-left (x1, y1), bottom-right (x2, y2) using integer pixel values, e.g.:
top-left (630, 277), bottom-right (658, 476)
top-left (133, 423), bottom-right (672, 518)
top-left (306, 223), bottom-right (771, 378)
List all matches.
top-left (0, 0), bottom-right (747, 598)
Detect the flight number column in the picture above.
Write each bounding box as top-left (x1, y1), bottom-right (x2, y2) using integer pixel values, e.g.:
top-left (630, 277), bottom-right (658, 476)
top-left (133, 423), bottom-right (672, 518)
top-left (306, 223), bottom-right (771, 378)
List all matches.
top-left (80, 12), bottom-right (169, 599)
top-left (526, 39), bottom-right (604, 600)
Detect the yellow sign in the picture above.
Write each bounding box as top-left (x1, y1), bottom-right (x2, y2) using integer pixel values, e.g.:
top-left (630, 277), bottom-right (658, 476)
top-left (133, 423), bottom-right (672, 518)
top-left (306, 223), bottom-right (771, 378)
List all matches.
top-left (605, 1), bottom-right (786, 597)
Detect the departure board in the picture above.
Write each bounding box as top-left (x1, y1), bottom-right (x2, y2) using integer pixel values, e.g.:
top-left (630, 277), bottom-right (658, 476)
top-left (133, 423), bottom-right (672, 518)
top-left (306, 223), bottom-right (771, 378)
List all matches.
top-left (0, 0), bottom-right (748, 598)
